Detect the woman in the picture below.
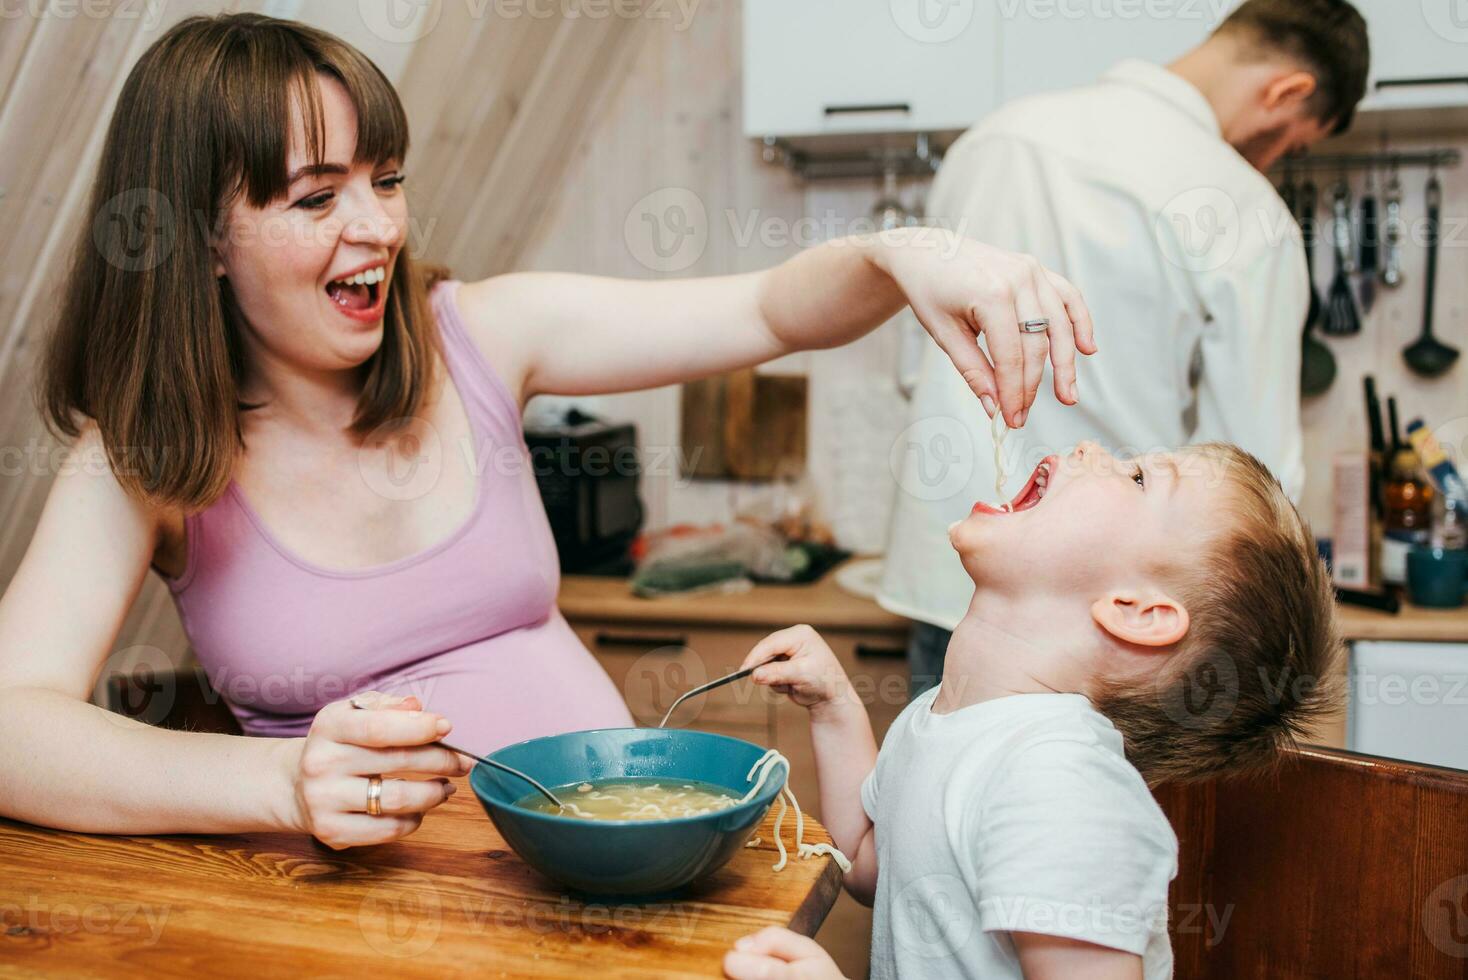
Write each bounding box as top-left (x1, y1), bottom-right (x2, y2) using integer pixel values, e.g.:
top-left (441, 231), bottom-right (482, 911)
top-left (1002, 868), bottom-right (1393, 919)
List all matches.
top-left (0, 13), bottom-right (1094, 850)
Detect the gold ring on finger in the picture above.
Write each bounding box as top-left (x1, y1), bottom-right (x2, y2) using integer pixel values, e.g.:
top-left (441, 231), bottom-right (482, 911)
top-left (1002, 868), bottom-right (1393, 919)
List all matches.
top-left (367, 775), bottom-right (384, 817)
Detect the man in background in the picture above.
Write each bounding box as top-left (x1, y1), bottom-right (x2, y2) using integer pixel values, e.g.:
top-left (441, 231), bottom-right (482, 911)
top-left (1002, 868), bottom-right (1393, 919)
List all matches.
top-left (880, 0), bottom-right (1370, 694)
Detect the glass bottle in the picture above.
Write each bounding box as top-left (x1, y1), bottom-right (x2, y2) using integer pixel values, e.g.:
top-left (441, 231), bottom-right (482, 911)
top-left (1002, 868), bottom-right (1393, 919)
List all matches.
top-left (1384, 448), bottom-right (1434, 543)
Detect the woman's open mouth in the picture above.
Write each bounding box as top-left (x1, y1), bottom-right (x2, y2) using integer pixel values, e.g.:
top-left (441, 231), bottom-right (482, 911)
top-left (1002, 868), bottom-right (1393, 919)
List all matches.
top-left (325, 263), bottom-right (389, 322)
top-left (970, 455), bottom-right (1057, 515)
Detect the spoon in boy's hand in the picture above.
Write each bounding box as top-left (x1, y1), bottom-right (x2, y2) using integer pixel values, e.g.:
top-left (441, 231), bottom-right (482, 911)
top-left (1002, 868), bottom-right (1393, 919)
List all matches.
top-left (658, 655), bottom-right (789, 729)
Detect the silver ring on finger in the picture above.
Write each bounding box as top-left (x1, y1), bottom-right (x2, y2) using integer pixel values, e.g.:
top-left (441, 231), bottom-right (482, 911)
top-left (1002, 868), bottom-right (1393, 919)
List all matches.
top-left (366, 775), bottom-right (384, 817)
top-left (1019, 318), bottom-right (1050, 334)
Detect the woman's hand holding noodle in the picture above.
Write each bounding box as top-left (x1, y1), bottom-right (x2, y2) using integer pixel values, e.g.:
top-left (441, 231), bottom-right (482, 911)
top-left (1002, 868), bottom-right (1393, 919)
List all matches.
top-left (871, 230), bottom-right (1096, 426)
top-left (289, 691), bottom-right (469, 849)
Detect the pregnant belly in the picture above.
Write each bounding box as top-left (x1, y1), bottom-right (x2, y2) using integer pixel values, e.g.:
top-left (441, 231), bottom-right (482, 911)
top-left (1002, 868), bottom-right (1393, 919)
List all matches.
top-left (225, 611), bottom-right (634, 748)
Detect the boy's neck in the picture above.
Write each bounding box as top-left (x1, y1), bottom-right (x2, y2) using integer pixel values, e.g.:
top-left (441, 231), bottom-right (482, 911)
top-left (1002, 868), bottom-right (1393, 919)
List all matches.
top-left (929, 587), bottom-right (1097, 715)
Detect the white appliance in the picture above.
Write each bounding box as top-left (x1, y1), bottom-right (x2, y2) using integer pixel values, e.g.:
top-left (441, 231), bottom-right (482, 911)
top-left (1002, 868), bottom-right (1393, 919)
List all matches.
top-left (1348, 640), bottom-right (1468, 771)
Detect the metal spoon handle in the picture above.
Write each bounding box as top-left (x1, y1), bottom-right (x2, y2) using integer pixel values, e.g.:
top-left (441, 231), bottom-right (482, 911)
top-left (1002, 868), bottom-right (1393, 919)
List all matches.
top-left (346, 696), bottom-right (561, 807)
top-left (438, 739), bottom-right (563, 808)
top-left (658, 656), bottom-right (784, 729)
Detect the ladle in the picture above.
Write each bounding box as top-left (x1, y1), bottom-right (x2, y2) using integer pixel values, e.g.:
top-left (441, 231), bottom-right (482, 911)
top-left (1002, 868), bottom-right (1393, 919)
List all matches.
top-left (1403, 171), bottom-right (1459, 378)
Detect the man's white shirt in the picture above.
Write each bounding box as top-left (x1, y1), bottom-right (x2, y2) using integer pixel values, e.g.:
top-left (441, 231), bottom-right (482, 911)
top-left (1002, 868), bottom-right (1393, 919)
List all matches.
top-left (879, 59), bottom-right (1308, 630)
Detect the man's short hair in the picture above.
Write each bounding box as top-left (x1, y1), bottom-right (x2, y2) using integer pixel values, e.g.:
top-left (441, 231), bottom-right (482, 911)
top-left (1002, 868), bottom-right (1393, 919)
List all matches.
top-left (1216, 0), bottom-right (1370, 134)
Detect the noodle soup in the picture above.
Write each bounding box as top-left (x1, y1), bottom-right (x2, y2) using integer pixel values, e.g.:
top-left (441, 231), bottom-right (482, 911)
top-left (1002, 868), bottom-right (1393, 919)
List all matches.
top-left (518, 776), bottom-right (742, 821)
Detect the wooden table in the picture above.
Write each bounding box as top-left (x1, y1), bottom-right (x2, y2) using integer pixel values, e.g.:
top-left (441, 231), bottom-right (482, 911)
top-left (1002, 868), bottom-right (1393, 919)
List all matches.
top-left (0, 776), bottom-right (843, 978)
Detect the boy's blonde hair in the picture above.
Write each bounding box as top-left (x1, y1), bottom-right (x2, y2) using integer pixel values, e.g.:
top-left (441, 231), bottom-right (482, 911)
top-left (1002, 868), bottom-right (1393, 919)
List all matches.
top-left (1093, 444), bottom-right (1342, 785)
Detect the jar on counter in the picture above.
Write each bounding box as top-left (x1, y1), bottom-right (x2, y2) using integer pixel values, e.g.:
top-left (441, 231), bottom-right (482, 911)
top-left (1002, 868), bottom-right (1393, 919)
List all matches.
top-left (1381, 448), bottom-right (1434, 585)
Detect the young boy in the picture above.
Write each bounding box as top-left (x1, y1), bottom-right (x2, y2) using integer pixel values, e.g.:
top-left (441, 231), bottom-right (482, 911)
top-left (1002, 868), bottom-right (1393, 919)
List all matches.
top-left (722, 441), bottom-right (1339, 980)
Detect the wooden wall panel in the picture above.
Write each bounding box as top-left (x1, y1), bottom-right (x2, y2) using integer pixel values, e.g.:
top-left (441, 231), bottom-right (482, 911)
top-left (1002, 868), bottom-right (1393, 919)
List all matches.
top-left (0, 2), bottom-right (249, 676)
top-left (398, 4), bottom-right (648, 278)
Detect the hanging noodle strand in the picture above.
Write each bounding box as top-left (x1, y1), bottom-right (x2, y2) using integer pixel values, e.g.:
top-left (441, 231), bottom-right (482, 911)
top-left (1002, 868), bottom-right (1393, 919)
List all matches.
top-left (740, 749), bottom-right (852, 874)
top-left (992, 411), bottom-right (1012, 511)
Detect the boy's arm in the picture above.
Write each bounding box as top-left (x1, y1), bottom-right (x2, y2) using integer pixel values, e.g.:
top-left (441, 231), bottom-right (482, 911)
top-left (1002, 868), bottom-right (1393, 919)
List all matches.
top-left (742, 625), bottom-right (880, 901)
top-left (806, 694), bottom-right (877, 861)
top-left (840, 825), bottom-right (879, 907)
top-left (807, 697), bottom-right (879, 904)
top-left (1013, 933), bottom-right (1145, 980)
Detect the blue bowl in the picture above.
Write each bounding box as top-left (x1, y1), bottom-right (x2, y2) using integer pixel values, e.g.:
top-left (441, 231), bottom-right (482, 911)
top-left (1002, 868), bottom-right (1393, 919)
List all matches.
top-left (469, 727), bottom-right (786, 895)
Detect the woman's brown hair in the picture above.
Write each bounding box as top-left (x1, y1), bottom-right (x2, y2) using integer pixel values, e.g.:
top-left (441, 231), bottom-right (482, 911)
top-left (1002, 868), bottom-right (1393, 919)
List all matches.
top-left (40, 12), bottom-right (449, 510)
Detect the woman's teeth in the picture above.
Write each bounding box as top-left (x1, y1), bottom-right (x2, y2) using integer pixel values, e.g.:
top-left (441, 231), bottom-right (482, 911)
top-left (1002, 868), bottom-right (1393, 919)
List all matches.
top-left (329, 266), bottom-right (386, 288)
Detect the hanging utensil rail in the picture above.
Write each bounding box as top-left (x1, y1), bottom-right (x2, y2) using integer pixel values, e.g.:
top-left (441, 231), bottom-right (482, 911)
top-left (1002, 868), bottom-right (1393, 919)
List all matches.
top-left (1273, 149), bottom-right (1460, 173)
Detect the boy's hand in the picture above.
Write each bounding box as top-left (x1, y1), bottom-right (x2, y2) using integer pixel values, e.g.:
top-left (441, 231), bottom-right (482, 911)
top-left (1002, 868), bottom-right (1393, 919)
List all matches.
top-left (741, 625), bottom-right (858, 719)
top-left (723, 926), bottom-right (847, 980)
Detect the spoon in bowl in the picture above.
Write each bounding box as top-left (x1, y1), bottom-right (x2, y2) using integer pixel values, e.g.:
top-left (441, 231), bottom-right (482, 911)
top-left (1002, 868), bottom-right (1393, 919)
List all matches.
top-left (348, 696), bottom-right (563, 808)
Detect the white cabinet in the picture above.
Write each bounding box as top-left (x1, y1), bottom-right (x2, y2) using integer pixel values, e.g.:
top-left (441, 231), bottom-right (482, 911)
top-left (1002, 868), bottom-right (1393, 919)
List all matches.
top-left (742, 0), bottom-right (1000, 137)
top-left (1349, 641), bottom-right (1468, 771)
top-left (997, 4), bottom-right (1217, 102)
top-left (1353, 0), bottom-right (1468, 112)
top-left (743, 1), bottom-right (1468, 142)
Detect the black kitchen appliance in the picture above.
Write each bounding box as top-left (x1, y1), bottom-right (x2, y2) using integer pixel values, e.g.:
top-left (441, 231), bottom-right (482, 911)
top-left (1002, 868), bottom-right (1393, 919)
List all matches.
top-left (524, 409), bottom-right (645, 575)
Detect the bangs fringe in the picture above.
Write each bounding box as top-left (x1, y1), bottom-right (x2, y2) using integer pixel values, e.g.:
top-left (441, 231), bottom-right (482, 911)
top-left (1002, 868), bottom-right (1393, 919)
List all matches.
top-left (213, 21), bottom-right (410, 210)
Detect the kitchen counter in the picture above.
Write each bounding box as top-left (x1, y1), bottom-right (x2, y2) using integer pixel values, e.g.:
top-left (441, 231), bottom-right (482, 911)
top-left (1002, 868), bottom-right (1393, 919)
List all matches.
top-left (560, 568), bottom-right (1468, 643)
top-left (1335, 601), bottom-right (1468, 642)
top-left (559, 566), bottom-right (908, 632)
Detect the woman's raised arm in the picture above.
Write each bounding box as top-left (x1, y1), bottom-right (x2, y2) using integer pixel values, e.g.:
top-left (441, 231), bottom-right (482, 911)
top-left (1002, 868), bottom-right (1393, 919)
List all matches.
top-left (459, 227), bottom-right (1096, 426)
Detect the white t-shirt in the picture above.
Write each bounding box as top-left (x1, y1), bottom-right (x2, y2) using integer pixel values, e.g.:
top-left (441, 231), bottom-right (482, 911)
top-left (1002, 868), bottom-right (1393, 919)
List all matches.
top-left (861, 687), bottom-right (1178, 980)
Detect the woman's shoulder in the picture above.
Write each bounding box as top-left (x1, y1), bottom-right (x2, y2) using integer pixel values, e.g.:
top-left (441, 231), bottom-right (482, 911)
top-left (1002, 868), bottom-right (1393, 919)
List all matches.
top-left (38, 418), bottom-right (174, 567)
top-left (442, 274), bottom-right (540, 407)
top-left (452, 273), bottom-right (540, 335)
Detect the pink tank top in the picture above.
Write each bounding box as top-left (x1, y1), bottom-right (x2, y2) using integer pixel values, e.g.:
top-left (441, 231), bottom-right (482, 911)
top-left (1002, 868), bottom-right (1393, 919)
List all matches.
top-left (164, 279), bottom-right (633, 749)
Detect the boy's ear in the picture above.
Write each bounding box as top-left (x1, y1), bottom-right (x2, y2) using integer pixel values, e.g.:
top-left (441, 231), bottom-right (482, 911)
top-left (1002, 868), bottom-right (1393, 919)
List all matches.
top-left (1090, 590), bottom-right (1190, 648)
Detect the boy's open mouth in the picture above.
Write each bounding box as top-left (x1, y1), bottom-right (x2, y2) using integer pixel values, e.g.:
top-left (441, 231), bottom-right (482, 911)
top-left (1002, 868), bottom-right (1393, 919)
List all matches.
top-left (971, 455), bottom-right (1057, 515)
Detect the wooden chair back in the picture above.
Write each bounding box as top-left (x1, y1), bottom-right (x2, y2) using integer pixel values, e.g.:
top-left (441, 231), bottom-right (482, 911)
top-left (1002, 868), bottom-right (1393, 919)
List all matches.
top-left (1155, 746), bottom-right (1468, 978)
